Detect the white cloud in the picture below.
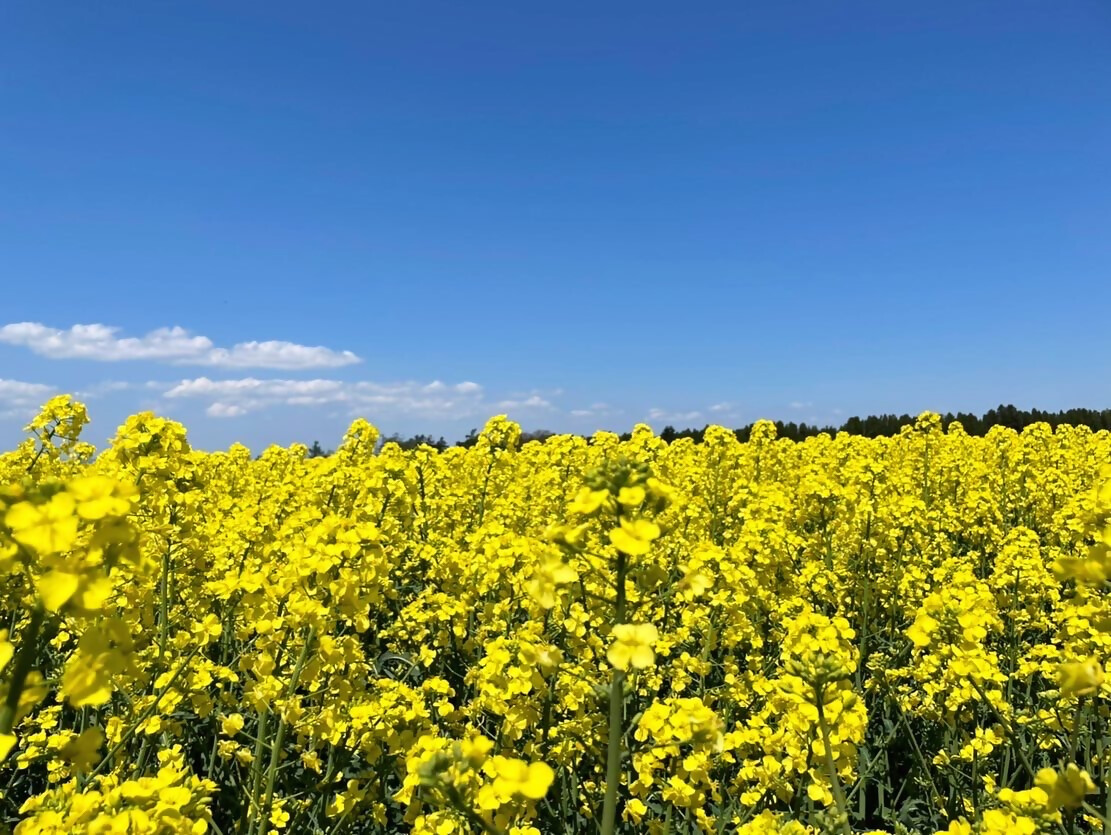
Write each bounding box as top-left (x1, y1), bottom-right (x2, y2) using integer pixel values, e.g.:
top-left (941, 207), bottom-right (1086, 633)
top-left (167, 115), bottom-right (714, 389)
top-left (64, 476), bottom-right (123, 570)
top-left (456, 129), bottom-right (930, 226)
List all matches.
top-left (494, 386), bottom-right (565, 412)
top-left (569, 402), bottom-right (618, 419)
top-left (0, 379), bottom-right (54, 405)
top-left (496, 395), bottom-right (553, 410)
top-left (164, 376), bottom-right (486, 418)
top-left (703, 402), bottom-right (742, 422)
top-left (0, 322), bottom-right (361, 369)
top-left (789, 400), bottom-right (813, 410)
top-left (206, 402), bottom-right (248, 418)
top-left (647, 407), bottom-right (703, 424)
top-left (74, 380), bottom-right (135, 399)
top-left (0, 378), bottom-right (56, 419)
top-left (203, 341), bottom-right (360, 370)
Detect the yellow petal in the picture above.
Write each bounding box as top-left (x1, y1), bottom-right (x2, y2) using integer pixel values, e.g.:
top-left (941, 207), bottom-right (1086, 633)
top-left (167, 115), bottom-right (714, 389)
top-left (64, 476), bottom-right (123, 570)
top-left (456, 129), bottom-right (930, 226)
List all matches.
top-left (629, 644), bottom-right (657, 670)
top-left (609, 527), bottom-right (651, 556)
top-left (617, 486), bottom-right (646, 507)
top-left (37, 570), bottom-right (81, 612)
top-left (0, 635), bottom-right (12, 674)
top-left (0, 733), bottom-right (15, 762)
top-left (607, 643), bottom-right (633, 671)
top-left (73, 575), bottom-right (114, 611)
top-left (520, 762), bottom-right (555, 799)
top-left (4, 501), bottom-right (41, 531)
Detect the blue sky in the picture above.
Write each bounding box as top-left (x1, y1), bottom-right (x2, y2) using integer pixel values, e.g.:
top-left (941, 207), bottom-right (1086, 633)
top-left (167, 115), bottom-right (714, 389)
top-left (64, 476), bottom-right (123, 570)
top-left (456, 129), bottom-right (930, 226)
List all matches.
top-left (2, 1), bottom-right (1109, 451)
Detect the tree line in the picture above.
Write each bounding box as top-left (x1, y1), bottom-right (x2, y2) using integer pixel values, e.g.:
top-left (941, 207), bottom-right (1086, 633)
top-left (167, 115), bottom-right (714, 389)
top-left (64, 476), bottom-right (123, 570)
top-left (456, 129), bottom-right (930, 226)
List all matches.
top-left (669, 404), bottom-right (1111, 445)
top-left (306, 404), bottom-right (1111, 456)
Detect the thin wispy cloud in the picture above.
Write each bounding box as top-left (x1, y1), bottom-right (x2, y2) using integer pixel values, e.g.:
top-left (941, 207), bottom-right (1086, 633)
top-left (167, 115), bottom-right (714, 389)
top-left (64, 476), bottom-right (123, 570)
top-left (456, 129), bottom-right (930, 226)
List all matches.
top-left (496, 395), bottom-right (553, 410)
top-left (706, 402), bottom-right (743, 421)
top-left (0, 378), bottom-right (55, 406)
top-left (647, 407), bottom-right (703, 424)
top-left (569, 402), bottom-right (618, 419)
top-left (163, 376), bottom-right (486, 418)
top-left (0, 322), bottom-right (361, 370)
top-left (74, 380), bottom-right (138, 399)
top-left (0, 378), bottom-right (56, 419)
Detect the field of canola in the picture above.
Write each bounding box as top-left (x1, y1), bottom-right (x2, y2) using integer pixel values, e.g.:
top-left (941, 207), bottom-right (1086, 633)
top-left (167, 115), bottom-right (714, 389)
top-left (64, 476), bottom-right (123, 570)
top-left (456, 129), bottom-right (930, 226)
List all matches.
top-left (2, 396), bottom-right (1111, 835)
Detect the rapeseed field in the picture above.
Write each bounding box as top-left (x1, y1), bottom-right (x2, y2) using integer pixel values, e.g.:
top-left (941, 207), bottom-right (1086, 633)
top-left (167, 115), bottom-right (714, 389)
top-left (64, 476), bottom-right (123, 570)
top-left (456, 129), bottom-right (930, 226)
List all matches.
top-left (2, 397), bottom-right (1109, 834)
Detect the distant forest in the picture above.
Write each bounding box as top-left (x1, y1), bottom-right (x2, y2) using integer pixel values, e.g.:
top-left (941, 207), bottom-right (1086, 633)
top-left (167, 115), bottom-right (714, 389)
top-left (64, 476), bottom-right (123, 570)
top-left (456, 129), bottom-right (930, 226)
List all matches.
top-left (304, 405), bottom-right (1111, 457)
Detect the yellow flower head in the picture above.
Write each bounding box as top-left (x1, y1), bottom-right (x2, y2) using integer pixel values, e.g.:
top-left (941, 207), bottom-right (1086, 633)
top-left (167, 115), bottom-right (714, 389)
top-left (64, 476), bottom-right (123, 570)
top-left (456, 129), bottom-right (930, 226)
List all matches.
top-left (60, 727), bottom-right (104, 772)
top-left (608, 518), bottom-right (661, 557)
top-left (569, 487), bottom-right (610, 516)
top-left (607, 622), bottom-right (659, 671)
top-left (6, 493), bottom-right (79, 555)
top-left (525, 555), bottom-right (578, 609)
top-left (0, 630), bottom-right (12, 674)
top-left (1058, 659), bottom-right (1104, 698)
top-left (67, 476), bottom-right (135, 520)
top-left (488, 757), bottom-right (554, 801)
top-left (616, 486), bottom-right (645, 507)
top-left (1036, 763), bottom-right (1097, 810)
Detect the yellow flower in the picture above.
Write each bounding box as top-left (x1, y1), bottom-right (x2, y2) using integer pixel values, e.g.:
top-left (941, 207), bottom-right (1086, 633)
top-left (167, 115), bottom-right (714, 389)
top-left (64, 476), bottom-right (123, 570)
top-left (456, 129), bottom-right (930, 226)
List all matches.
top-left (60, 727), bottom-right (104, 772)
top-left (616, 486), bottom-right (645, 507)
top-left (624, 797), bottom-right (648, 824)
top-left (5, 493), bottom-right (79, 555)
top-left (458, 734), bottom-right (493, 767)
top-left (0, 733), bottom-right (15, 763)
top-left (1058, 659), bottom-right (1104, 698)
top-left (488, 756), bottom-right (555, 800)
top-left (608, 518), bottom-right (661, 556)
top-left (525, 555), bottom-right (578, 609)
top-left (1036, 763), bottom-right (1097, 810)
top-left (645, 477), bottom-right (678, 507)
top-left (66, 476), bottom-right (134, 520)
top-left (62, 627), bottom-right (125, 707)
top-left (679, 568), bottom-right (713, 597)
top-left (35, 570), bottom-right (82, 613)
top-left (807, 780), bottom-right (832, 804)
top-left (907, 613), bottom-right (939, 648)
top-left (0, 630), bottom-right (12, 673)
top-left (301, 750), bottom-right (322, 772)
top-left (607, 623), bottom-right (659, 671)
top-left (979, 810), bottom-right (1036, 834)
top-left (221, 714), bottom-right (245, 737)
top-left (568, 487), bottom-right (609, 515)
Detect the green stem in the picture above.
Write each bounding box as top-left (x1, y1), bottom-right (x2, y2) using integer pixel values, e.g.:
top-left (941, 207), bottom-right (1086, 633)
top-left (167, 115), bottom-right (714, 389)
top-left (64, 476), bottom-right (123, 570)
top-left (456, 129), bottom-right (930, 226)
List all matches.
top-left (257, 627), bottom-right (316, 835)
top-left (600, 548), bottom-right (628, 835)
top-left (312, 741), bottom-right (341, 827)
top-left (601, 668), bottom-right (626, 835)
top-left (244, 710), bottom-right (270, 835)
top-left (1068, 697), bottom-right (1088, 765)
top-left (815, 686), bottom-right (851, 834)
top-left (1100, 717), bottom-right (1111, 835)
top-left (0, 603), bottom-right (44, 735)
top-left (968, 678), bottom-right (1037, 781)
top-left (26, 427), bottom-right (56, 473)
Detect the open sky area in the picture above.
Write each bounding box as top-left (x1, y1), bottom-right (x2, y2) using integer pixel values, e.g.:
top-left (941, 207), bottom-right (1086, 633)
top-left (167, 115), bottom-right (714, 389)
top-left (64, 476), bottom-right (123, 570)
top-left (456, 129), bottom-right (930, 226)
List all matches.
top-left (2, 1), bottom-right (1109, 451)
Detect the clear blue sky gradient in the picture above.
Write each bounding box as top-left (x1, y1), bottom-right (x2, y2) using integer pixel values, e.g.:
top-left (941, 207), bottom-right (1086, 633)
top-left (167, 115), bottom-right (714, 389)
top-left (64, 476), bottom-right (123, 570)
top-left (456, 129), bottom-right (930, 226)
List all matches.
top-left (2, 1), bottom-right (1109, 450)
